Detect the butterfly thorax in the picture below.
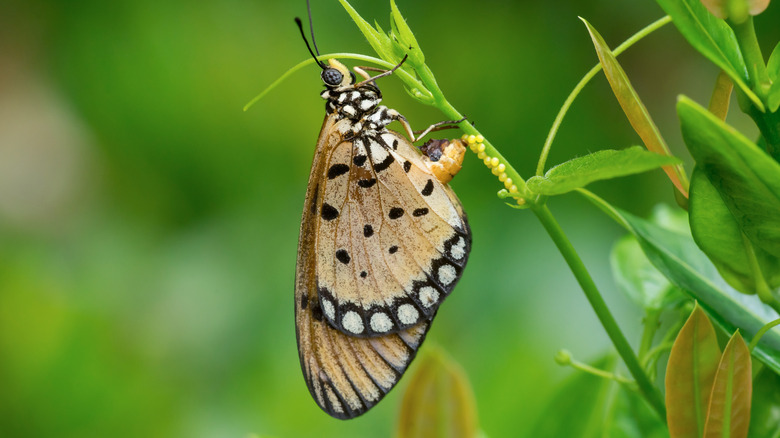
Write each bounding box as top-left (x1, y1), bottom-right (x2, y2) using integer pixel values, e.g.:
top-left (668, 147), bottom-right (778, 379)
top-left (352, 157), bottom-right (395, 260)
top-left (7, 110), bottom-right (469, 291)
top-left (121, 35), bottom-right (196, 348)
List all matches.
top-left (321, 82), bottom-right (388, 120)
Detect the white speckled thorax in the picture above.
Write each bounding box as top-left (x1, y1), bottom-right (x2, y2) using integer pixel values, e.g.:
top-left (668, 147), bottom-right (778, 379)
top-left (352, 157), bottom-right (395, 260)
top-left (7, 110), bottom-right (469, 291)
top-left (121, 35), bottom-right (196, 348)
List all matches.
top-left (321, 84), bottom-right (396, 137)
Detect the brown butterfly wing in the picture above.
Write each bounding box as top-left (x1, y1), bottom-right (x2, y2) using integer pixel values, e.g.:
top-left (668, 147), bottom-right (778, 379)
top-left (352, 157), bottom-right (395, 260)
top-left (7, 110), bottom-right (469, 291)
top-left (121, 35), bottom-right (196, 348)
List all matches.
top-left (314, 129), bottom-right (471, 337)
top-left (295, 116), bottom-right (433, 419)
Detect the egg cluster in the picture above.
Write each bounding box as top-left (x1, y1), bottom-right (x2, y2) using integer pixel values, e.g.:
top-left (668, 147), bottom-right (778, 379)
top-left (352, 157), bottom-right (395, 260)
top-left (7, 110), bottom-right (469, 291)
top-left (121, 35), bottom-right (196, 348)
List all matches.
top-left (461, 134), bottom-right (524, 205)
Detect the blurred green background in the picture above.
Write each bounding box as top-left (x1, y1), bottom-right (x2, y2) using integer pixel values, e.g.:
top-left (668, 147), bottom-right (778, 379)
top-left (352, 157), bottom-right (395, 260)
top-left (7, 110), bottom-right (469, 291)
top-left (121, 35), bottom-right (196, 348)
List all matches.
top-left (1, 0), bottom-right (778, 437)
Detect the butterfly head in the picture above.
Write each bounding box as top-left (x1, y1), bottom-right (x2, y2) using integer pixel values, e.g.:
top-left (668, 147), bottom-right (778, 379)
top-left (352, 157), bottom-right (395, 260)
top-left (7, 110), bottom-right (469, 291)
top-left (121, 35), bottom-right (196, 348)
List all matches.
top-left (321, 59), bottom-right (356, 89)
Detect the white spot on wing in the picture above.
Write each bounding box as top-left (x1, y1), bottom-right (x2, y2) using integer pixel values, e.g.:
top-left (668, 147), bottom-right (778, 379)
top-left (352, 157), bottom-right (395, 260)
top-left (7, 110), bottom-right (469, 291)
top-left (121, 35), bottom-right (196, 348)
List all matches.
top-left (354, 138), bottom-right (368, 155)
top-left (369, 140), bottom-right (389, 164)
top-left (418, 286), bottom-right (440, 308)
top-left (370, 312), bottom-right (393, 333)
top-left (451, 237), bottom-right (466, 260)
top-left (438, 264), bottom-right (457, 286)
top-left (359, 99), bottom-right (375, 111)
top-left (380, 133), bottom-right (396, 146)
top-left (397, 304), bottom-right (419, 325)
top-left (322, 298), bottom-right (335, 320)
top-left (447, 208), bottom-right (462, 229)
top-left (342, 311), bottom-right (364, 334)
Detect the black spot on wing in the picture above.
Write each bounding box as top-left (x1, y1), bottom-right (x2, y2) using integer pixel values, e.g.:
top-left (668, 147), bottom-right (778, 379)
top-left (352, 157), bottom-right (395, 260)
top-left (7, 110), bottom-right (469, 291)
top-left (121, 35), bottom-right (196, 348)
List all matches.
top-left (388, 207), bottom-right (404, 219)
top-left (311, 184), bottom-right (319, 214)
top-left (311, 301), bottom-right (324, 321)
top-left (413, 208), bottom-right (429, 217)
top-left (373, 154), bottom-right (395, 173)
top-left (358, 178), bottom-right (377, 188)
top-left (388, 245), bottom-right (398, 254)
top-left (321, 203), bottom-right (339, 221)
top-left (336, 249), bottom-right (351, 264)
top-left (421, 179), bottom-right (434, 196)
top-left (353, 155), bottom-right (367, 166)
top-left (403, 161), bottom-right (412, 173)
top-left (327, 163), bottom-right (350, 179)
top-left (363, 224), bottom-right (374, 237)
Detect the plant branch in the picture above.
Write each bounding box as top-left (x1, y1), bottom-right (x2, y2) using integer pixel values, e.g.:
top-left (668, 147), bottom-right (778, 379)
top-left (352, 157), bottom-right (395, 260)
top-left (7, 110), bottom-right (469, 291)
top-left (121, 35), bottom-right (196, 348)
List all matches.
top-left (638, 308), bottom-right (662, 361)
top-left (532, 204), bottom-right (666, 420)
top-left (413, 60), bottom-right (529, 196)
top-left (536, 15), bottom-right (672, 176)
top-left (728, 17), bottom-right (771, 98)
top-left (748, 318), bottom-right (780, 352)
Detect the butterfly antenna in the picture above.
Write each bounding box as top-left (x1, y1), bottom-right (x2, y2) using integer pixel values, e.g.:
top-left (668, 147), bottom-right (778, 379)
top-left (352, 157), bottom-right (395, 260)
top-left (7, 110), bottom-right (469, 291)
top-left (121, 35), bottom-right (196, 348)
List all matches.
top-left (306, 0), bottom-right (322, 59)
top-left (295, 17), bottom-right (326, 70)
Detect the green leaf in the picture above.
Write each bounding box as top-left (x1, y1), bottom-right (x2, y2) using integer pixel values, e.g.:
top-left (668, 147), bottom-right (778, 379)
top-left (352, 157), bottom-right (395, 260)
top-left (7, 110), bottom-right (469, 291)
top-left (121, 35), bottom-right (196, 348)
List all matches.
top-left (525, 355), bottom-right (618, 438)
top-left (702, 332), bottom-right (752, 438)
top-left (339, 0), bottom-right (396, 64)
top-left (389, 0), bottom-right (424, 65)
top-left (748, 367), bottom-right (780, 438)
top-left (708, 71), bottom-right (734, 120)
top-left (611, 234), bottom-right (682, 311)
top-left (768, 40), bottom-right (780, 81)
top-left (769, 81), bottom-right (780, 113)
top-left (653, 0), bottom-right (764, 110)
top-left (689, 168), bottom-right (780, 295)
top-left (581, 19), bottom-right (689, 197)
top-left (526, 147), bottom-right (680, 196)
top-left (678, 96), bottom-right (780, 259)
top-left (666, 304), bottom-right (722, 438)
top-left (396, 348), bottom-right (478, 438)
top-left (618, 208), bottom-right (780, 372)
top-left (579, 195), bottom-right (780, 374)
top-left (338, 0), bottom-right (428, 101)
top-left (768, 41), bottom-right (780, 111)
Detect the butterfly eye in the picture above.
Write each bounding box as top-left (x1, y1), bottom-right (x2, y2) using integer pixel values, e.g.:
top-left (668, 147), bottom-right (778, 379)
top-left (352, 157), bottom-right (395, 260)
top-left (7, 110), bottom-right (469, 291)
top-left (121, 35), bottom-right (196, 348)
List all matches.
top-left (321, 68), bottom-right (344, 86)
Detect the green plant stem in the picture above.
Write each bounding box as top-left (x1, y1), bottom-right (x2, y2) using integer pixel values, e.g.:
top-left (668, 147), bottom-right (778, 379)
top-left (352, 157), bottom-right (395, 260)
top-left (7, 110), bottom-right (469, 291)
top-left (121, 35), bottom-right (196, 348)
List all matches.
top-left (532, 204), bottom-right (666, 421)
top-left (638, 308), bottom-right (662, 361)
top-left (729, 16), bottom-right (780, 155)
top-left (568, 358), bottom-right (636, 386)
top-left (642, 342), bottom-right (674, 370)
top-left (243, 53), bottom-right (432, 111)
top-left (415, 63), bottom-right (529, 194)
top-left (642, 309), bottom-right (688, 375)
top-left (729, 17), bottom-right (771, 98)
top-left (536, 15), bottom-right (672, 176)
top-left (748, 318), bottom-right (780, 352)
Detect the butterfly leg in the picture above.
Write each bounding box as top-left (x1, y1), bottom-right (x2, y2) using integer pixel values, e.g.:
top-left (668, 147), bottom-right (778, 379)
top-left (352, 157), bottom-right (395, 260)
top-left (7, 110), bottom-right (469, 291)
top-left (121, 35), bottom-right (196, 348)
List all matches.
top-left (411, 117), bottom-right (468, 141)
top-left (353, 66), bottom-right (374, 81)
top-left (353, 55), bottom-right (409, 87)
top-left (391, 113), bottom-right (467, 143)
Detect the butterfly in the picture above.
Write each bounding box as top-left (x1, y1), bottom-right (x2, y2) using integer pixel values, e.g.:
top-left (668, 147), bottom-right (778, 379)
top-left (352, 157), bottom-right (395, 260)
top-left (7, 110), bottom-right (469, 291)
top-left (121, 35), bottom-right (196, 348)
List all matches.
top-left (292, 12), bottom-right (471, 419)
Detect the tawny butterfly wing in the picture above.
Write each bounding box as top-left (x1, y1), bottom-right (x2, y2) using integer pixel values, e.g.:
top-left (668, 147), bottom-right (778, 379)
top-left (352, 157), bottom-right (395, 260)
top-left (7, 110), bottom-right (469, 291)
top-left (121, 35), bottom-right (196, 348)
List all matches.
top-left (314, 127), bottom-right (471, 337)
top-left (295, 116), bottom-right (434, 419)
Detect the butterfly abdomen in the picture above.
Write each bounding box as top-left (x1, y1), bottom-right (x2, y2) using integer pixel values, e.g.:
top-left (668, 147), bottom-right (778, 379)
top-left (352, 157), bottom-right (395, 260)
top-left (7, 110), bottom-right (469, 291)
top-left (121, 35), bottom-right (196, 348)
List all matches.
top-left (420, 138), bottom-right (467, 184)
